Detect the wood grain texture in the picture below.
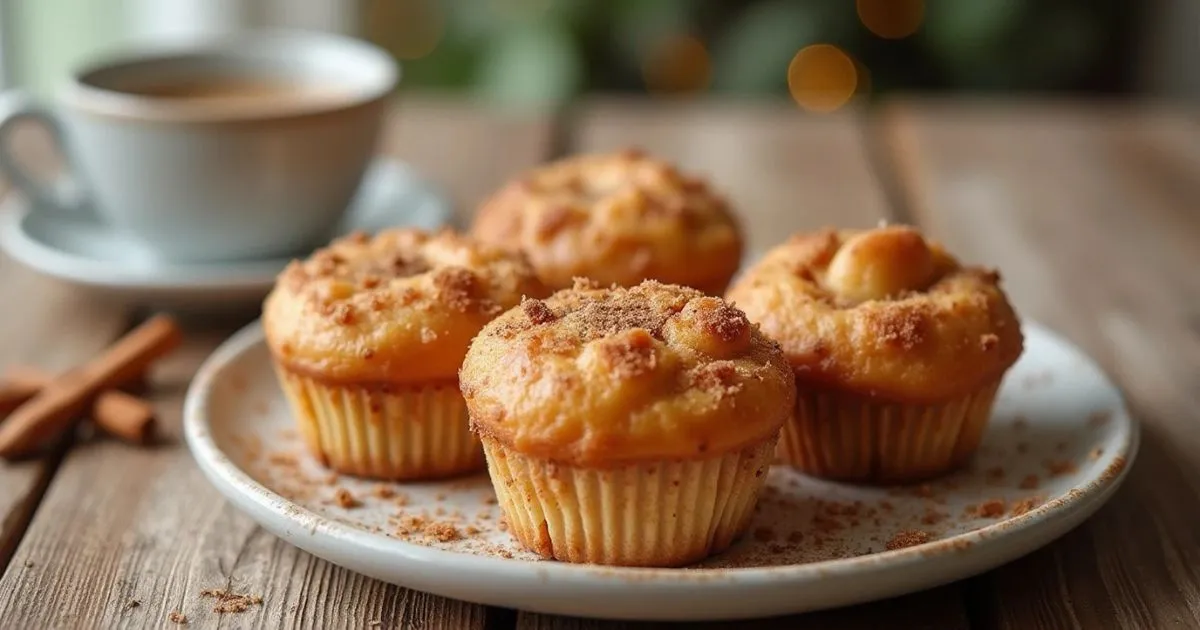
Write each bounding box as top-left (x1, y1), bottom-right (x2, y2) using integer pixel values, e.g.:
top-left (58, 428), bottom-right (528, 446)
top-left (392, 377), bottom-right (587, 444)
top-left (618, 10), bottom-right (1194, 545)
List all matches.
top-left (882, 99), bottom-right (1200, 630)
top-left (0, 331), bottom-right (489, 630)
top-left (0, 256), bottom-right (128, 569)
top-left (0, 101), bottom-right (555, 629)
top-left (516, 98), bottom-right (968, 630)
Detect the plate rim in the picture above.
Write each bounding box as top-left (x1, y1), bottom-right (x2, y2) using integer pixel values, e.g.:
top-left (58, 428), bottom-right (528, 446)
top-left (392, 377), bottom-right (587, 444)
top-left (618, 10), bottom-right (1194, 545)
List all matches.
top-left (183, 319), bottom-right (1139, 619)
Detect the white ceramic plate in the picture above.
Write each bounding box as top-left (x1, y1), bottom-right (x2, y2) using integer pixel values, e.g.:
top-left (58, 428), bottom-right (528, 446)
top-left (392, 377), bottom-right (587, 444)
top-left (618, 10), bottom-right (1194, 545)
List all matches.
top-left (0, 158), bottom-right (450, 311)
top-left (184, 321), bottom-right (1137, 621)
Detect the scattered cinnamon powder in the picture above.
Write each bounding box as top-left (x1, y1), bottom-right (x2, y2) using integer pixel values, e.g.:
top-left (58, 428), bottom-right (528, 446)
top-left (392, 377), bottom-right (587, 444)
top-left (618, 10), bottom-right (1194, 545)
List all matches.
top-left (334, 488), bottom-right (360, 509)
top-left (1045, 459), bottom-right (1078, 477)
top-left (1009, 496), bottom-right (1043, 517)
top-left (913, 484), bottom-right (934, 498)
top-left (886, 530), bottom-right (930, 550)
top-left (394, 493), bottom-right (410, 507)
top-left (976, 499), bottom-right (1006, 518)
top-left (435, 492), bottom-right (447, 502)
top-left (395, 514), bottom-right (427, 536)
top-left (483, 495), bottom-right (498, 505)
top-left (1089, 447), bottom-right (1104, 461)
top-left (200, 588), bottom-right (263, 613)
top-left (168, 611), bottom-right (188, 624)
top-left (372, 484), bottom-right (395, 499)
top-left (1018, 474), bottom-right (1040, 490)
top-left (425, 522), bottom-right (462, 542)
top-left (921, 509), bottom-right (947, 526)
top-left (1012, 416), bottom-right (1029, 430)
top-left (985, 466), bottom-right (1006, 483)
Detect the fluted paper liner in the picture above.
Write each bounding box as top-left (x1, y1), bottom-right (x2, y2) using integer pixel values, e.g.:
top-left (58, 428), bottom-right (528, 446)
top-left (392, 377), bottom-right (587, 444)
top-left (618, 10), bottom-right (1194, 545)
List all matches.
top-left (481, 435), bottom-right (777, 567)
top-left (275, 366), bottom-right (483, 480)
top-left (779, 380), bottom-right (1003, 483)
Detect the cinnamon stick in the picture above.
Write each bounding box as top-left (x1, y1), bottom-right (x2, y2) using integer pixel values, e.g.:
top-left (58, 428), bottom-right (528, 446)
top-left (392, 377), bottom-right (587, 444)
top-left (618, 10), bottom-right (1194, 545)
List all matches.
top-left (0, 314), bottom-right (181, 458)
top-left (0, 377), bottom-right (41, 416)
top-left (1, 366), bottom-right (157, 445)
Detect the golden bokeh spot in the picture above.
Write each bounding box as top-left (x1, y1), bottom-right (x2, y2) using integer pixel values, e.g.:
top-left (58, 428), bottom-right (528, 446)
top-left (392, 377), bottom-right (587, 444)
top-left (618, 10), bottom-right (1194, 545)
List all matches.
top-left (856, 0), bottom-right (925, 39)
top-left (788, 45), bottom-right (858, 113)
top-left (642, 34), bottom-right (712, 96)
top-left (363, 0), bottom-right (444, 60)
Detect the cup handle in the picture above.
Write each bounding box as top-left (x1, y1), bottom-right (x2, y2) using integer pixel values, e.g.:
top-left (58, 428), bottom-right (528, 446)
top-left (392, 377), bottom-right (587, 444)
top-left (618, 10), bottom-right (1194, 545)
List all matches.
top-left (0, 90), bottom-right (88, 213)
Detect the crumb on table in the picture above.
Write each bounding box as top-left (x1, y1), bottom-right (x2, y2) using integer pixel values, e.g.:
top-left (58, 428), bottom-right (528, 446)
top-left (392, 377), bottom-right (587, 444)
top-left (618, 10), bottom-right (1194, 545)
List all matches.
top-left (168, 611), bottom-right (188, 624)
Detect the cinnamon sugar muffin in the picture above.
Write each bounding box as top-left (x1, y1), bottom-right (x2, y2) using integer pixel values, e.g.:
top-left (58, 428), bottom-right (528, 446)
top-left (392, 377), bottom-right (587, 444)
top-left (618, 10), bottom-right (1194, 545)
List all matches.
top-left (472, 149), bottom-right (742, 294)
top-left (460, 280), bottom-right (795, 567)
top-left (727, 225), bottom-right (1023, 483)
top-left (263, 228), bottom-right (547, 480)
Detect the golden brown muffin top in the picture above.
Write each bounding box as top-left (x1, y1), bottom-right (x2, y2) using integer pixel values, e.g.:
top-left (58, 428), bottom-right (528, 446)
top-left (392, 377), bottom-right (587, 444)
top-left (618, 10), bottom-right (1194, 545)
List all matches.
top-left (460, 280), bottom-right (795, 467)
top-left (726, 226), bottom-right (1023, 403)
top-left (263, 228), bottom-right (547, 384)
top-left (471, 149), bottom-right (743, 293)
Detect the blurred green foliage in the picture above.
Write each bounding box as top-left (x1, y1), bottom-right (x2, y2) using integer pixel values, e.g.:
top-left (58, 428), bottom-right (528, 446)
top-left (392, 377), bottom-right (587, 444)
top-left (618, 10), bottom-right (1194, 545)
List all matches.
top-left (368, 0), bottom-right (1135, 106)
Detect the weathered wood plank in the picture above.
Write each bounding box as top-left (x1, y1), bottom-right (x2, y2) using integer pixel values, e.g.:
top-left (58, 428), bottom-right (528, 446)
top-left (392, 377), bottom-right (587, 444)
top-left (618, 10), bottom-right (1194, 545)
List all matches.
top-left (883, 99), bottom-right (1200, 630)
top-left (0, 98), bottom-right (555, 629)
top-left (516, 98), bottom-right (969, 630)
top-left (0, 256), bottom-right (128, 569)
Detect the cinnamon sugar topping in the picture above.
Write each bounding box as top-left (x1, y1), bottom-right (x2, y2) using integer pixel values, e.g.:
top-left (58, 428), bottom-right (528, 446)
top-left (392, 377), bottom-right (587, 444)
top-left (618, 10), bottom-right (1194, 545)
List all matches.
top-left (885, 530), bottom-right (930, 550)
top-left (521, 298), bottom-right (557, 325)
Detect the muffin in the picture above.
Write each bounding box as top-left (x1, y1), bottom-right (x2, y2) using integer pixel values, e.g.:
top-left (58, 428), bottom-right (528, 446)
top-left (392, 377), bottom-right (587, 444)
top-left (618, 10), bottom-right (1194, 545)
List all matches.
top-left (472, 149), bottom-right (743, 294)
top-left (460, 279), bottom-right (795, 566)
top-left (727, 226), bottom-right (1023, 483)
top-left (263, 228), bottom-right (547, 480)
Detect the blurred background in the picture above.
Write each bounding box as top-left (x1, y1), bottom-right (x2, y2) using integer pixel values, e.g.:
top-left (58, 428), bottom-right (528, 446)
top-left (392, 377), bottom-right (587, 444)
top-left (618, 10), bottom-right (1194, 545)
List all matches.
top-left (0, 0), bottom-right (1195, 108)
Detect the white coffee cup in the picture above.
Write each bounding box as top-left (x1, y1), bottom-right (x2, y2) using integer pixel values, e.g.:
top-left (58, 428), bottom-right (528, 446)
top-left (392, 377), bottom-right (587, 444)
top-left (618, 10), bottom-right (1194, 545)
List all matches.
top-left (0, 30), bottom-right (398, 262)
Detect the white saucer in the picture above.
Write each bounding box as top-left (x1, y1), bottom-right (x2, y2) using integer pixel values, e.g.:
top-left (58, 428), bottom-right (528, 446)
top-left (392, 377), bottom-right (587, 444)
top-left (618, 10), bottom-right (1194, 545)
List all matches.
top-left (0, 158), bottom-right (451, 311)
top-left (184, 321), bottom-right (1137, 621)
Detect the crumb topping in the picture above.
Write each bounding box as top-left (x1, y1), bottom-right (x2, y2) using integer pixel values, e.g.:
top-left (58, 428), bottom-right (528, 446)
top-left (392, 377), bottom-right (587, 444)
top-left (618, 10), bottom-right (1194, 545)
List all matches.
top-left (471, 150), bottom-right (743, 290)
top-left (521, 297), bottom-right (557, 325)
top-left (727, 226), bottom-right (1024, 403)
top-left (461, 280), bottom-right (795, 465)
top-left (263, 228), bottom-right (547, 384)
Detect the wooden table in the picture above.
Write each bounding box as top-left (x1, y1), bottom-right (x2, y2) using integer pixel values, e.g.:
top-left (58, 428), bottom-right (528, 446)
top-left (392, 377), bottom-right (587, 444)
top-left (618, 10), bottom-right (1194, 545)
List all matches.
top-left (1, 97), bottom-right (1197, 629)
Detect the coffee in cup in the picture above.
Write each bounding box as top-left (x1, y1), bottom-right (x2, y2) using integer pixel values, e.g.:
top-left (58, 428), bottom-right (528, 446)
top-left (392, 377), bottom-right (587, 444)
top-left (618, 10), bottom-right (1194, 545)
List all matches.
top-left (0, 30), bottom-right (399, 262)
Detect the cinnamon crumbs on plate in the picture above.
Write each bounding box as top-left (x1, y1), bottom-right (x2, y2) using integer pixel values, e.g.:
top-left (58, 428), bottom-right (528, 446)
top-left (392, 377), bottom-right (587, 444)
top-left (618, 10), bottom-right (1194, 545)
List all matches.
top-left (168, 611), bottom-right (188, 624)
top-left (1009, 496), bottom-right (1043, 517)
top-left (976, 499), bottom-right (1006, 518)
top-left (885, 530), bottom-right (930, 550)
top-left (1045, 459), bottom-right (1078, 476)
top-left (1018, 474), bottom-right (1040, 490)
top-left (334, 488), bottom-right (360, 508)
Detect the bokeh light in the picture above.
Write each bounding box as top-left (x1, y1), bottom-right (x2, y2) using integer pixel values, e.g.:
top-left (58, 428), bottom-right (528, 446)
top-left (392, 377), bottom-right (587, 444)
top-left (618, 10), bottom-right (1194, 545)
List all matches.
top-left (787, 44), bottom-right (858, 113)
top-left (642, 34), bottom-right (712, 96)
top-left (856, 0), bottom-right (925, 39)
top-left (365, 0), bottom-right (444, 60)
